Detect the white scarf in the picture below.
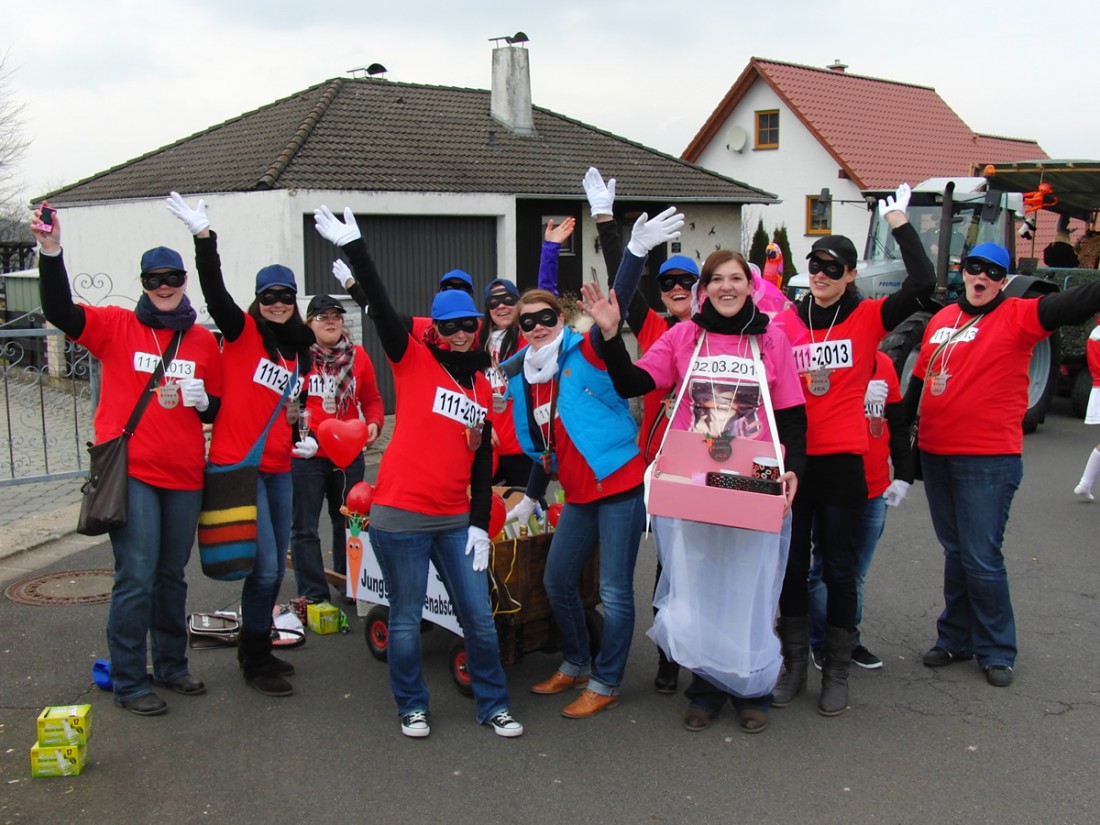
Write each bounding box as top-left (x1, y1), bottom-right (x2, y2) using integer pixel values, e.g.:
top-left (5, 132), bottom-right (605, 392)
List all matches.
top-left (523, 329), bottom-right (564, 384)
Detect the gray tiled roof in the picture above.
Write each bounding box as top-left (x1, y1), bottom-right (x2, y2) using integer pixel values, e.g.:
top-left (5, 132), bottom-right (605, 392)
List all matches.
top-left (44, 77), bottom-right (775, 204)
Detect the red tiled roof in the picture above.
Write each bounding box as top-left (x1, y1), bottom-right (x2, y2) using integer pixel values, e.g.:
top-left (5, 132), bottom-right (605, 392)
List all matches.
top-left (683, 58), bottom-right (1047, 190)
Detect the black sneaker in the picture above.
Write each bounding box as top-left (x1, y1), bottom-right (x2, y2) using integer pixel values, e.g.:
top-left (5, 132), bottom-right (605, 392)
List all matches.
top-left (810, 647), bottom-right (824, 671)
top-left (486, 710), bottom-right (524, 738)
top-left (851, 645), bottom-right (883, 670)
top-left (401, 710), bottom-right (431, 738)
top-left (985, 665), bottom-right (1014, 687)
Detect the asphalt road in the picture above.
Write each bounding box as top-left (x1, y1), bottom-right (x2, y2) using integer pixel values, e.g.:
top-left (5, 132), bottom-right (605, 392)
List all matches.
top-left (2, 397), bottom-right (1098, 825)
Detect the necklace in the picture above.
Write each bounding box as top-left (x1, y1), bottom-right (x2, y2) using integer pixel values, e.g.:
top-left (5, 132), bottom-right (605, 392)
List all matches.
top-left (805, 300), bottom-right (842, 396)
top-left (149, 328), bottom-right (180, 409)
top-left (441, 362), bottom-right (484, 451)
top-left (929, 310), bottom-right (978, 396)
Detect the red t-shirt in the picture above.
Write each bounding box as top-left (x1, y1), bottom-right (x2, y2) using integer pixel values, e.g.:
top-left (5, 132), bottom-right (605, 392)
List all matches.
top-left (780, 299), bottom-right (888, 455)
top-left (486, 332), bottom-right (526, 458)
top-left (636, 309), bottom-right (674, 463)
top-left (1087, 321), bottom-right (1100, 386)
top-left (77, 308), bottom-right (223, 490)
top-left (864, 351), bottom-right (902, 498)
top-left (209, 314), bottom-right (302, 473)
top-left (375, 337), bottom-right (490, 515)
top-left (304, 344), bottom-right (384, 461)
top-left (914, 299), bottom-right (1049, 455)
top-left (529, 336), bottom-right (645, 504)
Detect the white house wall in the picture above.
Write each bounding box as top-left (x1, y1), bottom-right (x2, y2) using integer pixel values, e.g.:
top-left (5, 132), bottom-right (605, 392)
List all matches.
top-left (692, 77), bottom-right (872, 266)
top-left (45, 189), bottom-right (519, 325)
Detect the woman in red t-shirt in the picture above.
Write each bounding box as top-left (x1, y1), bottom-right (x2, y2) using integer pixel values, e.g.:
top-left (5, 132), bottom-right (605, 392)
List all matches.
top-left (289, 293), bottom-right (383, 602)
top-left (35, 208), bottom-right (222, 717)
top-left (316, 205), bottom-right (523, 740)
top-left (169, 193), bottom-right (316, 698)
top-left (1073, 319), bottom-right (1100, 500)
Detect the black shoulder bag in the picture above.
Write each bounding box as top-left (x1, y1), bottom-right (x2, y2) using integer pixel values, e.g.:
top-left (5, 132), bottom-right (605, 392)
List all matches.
top-left (77, 330), bottom-right (184, 536)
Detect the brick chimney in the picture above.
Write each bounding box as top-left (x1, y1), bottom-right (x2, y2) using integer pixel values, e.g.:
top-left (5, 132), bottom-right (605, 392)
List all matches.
top-left (490, 44), bottom-right (536, 136)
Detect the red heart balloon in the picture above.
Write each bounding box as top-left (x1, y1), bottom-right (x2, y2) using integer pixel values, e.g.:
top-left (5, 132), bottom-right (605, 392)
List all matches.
top-left (489, 493), bottom-right (507, 538)
top-left (547, 502), bottom-right (563, 528)
top-left (346, 481), bottom-right (374, 515)
top-left (317, 419), bottom-right (369, 469)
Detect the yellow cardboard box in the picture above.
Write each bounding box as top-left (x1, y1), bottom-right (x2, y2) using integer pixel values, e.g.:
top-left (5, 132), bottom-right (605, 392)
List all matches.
top-left (30, 742), bottom-right (88, 777)
top-left (36, 705), bottom-right (92, 747)
top-left (307, 601), bottom-right (340, 634)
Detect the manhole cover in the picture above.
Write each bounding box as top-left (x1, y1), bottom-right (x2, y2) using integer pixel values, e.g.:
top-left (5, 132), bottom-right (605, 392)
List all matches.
top-left (5, 569), bottom-right (114, 606)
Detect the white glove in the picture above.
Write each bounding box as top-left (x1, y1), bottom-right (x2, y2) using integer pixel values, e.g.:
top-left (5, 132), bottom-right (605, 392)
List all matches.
top-left (313, 205), bottom-right (361, 247)
top-left (292, 436), bottom-right (318, 459)
top-left (884, 479), bottom-right (911, 508)
top-left (877, 182), bottom-right (911, 219)
top-left (864, 379), bottom-right (889, 407)
top-left (626, 206), bottom-right (685, 257)
top-left (465, 526), bottom-right (491, 572)
top-left (506, 496), bottom-right (539, 528)
top-left (178, 378), bottom-right (209, 412)
top-left (166, 191), bottom-right (210, 235)
top-left (582, 166), bottom-right (616, 217)
top-left (333, 259), bottom-right (354, 290)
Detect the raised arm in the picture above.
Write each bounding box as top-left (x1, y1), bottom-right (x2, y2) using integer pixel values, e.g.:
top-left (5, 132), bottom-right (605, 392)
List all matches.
top-left (32, 211), bottom-right (86, 339)
top-left (316, 206), bottom-right (410, 363)
top-left (536, 217), bottom-right (576, 295)
top-left (167, 192), bottom-right (246, 341)
top-left (877, 184), bottom-right (936, 330)
top-left (578, 280), bottom-right (658, 398)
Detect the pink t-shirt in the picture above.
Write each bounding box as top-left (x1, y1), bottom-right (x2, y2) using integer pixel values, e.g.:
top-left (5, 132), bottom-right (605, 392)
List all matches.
top-left (635, 321), bottom-right (805, 445)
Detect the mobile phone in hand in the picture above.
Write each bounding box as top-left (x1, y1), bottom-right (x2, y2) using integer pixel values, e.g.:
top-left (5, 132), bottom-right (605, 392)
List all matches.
top-left (33, 202), bottom-right (56, 234)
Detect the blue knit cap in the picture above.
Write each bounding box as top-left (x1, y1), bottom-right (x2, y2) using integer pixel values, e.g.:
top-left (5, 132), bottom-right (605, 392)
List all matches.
top-left (965, 243), bottom-right (1011, 271)
top-left (658, 255), bottom-right (699, 277)
top-left (255, 264), bottom-right (297, 294)
top-left (432, 290), bottom-right (483, 321)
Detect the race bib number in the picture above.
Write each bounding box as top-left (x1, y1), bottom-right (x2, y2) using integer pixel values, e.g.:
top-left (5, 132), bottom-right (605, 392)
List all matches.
top-left (432, 387), bottom-right (486, 428)
top-left (929, 325), bottom-right (979, 345)
top-left (533, 401), bottom-right (558, 427)
top-left (793, 339), bottom-right (854, 373)
top-left (308, 374), bottom-right (338, 397)
top-left (687, 355), bottom-right (760, 380)
top-left (252, 359), bottom-right (300, 395)
top-left (133, 352), bottom-right (196, 379)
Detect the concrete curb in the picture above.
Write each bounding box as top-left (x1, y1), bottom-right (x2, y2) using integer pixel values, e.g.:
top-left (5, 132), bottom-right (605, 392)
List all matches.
top-left (0, 502), bottom-right (83, 563)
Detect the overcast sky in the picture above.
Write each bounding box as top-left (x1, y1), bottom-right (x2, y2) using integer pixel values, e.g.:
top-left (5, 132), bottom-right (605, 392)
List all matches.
top-left (4, 0), bottom-right (1097, 206)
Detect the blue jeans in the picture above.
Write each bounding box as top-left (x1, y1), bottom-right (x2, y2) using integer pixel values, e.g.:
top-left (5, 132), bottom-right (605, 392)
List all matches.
top-left (544, 490), bottom-right (645, 695)
top-left (107, 478), bottom-right (202, 701)
top-left (368, 524), bottom-right (510, 724)
top-left (240, 471), bottom-right (292, 634)
top-left (921, 453), bottom-right (1022, 669)
top-left (808, 494), bottom-right (888, 648)
top-left (291, 453), bottom-right (365, 599)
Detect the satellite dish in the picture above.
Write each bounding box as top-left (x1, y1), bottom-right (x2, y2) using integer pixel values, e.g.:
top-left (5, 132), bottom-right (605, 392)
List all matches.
top-left (725, 125), bottom-right (748, 154)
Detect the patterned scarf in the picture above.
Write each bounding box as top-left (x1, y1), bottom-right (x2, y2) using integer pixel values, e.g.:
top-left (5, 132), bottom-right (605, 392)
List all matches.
top-left (311, 336), bottom-right (356, 417)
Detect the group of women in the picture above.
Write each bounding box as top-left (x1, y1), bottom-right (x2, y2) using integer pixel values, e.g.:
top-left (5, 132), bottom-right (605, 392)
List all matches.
top-left (36, 165), bottom-right (1100, 733)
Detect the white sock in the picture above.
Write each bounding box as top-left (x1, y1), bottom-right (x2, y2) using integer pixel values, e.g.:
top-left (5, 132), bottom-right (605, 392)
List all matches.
top-left (1079, 448), bottom-right (1100, 491)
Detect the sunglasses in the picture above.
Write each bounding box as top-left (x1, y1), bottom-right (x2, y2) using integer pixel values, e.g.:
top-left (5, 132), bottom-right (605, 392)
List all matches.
top-left (518, 309), bottom-right (559, 333)
top-left (258, 289), bottom-right (297, 306)
top-left (141, 271), bottom-right (185, 290)
top-left (436, 317), bottom-right (480, 336)
top-left (962, 258), bottom-right (1007, 282)
top-left (807, 257), bottom-right (847, 280)
top-left (439, 280), bottom-right (473, 294)
top-left (487, 293), bottom-right (519, 310)
top-left (657, 273), bottom-right (697, 293)
top-left (312, 312), bottom-right (344, 323)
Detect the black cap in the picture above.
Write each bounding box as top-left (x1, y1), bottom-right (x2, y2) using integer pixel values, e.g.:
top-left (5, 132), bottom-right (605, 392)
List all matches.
top-left (807, 236), bottom-right (858, 270)
top-left (306, 295), bottom-right (347, 317)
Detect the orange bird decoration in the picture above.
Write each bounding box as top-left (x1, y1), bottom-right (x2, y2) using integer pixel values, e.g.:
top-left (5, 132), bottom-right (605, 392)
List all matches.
top-left (763, 243), bottom-right (784, 289)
